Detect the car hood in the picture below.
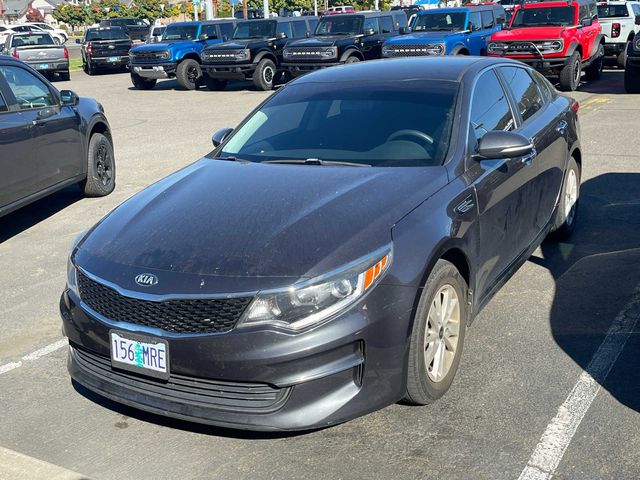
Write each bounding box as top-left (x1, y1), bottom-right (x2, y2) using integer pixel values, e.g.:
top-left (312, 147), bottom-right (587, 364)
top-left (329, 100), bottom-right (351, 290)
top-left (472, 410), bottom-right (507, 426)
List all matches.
top-left (387, 31), bottom-right (460, 43)
top-left (76, 159), bottom-right (447, 286)
top-left (287, 36), bottom-right (358, 48)
top-left (491, 26), bottom-right (568, 41)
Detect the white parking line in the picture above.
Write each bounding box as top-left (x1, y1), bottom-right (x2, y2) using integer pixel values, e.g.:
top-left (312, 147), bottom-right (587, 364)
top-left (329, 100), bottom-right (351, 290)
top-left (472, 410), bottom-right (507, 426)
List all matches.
top-left (518, 285), bottom-right (640, 480)
top-left (0, 339), bottom-right (67, 376)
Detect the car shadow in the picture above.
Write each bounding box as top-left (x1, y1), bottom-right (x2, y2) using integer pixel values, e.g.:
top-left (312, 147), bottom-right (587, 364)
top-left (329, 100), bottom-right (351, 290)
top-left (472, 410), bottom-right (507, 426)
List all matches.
top-left (0, 185), bottom-right (83, 243)
top-left (576, 69), bottom-right (627, 95)
top-left (71, 380), bottom-right (320, 439)
top-left (529, 172), bottom-right (640, 413)
top-left (126, 79), bottom-right (259, 92)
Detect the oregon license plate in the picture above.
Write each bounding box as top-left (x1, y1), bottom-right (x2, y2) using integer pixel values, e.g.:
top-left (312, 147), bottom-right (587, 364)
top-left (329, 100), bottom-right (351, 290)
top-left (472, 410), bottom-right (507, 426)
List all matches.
top-left (37, 63), bottom-right (49, 69)
top-left (107, 56), bottom-right (118, 62)
top-left (110, 330), bottom-right (169, 380)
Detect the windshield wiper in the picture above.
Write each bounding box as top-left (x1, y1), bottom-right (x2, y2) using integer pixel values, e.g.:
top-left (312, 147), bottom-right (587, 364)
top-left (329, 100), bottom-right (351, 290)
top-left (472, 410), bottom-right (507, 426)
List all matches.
top-left (262, 158), bottom-right (371, 167)
top-left (211, 156), bottom-right (251, 163)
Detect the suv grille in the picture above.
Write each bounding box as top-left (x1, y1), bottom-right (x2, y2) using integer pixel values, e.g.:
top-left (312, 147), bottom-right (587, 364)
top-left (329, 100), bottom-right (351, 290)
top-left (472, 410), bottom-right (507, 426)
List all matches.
top-left (383, 44), bottom-right (433, 57)
top-left (131, 51), bottom-right (167, 61)
top-left (202, 49), bottom-right (244, 62)
top-left (284, 46), bottom-right (326, 60)
top-left (71, 345), bottom-right (291, 413)
top-left (500, 42), bottom-right (538, 55)
top-left (77, 271), bottom-right (252, 334)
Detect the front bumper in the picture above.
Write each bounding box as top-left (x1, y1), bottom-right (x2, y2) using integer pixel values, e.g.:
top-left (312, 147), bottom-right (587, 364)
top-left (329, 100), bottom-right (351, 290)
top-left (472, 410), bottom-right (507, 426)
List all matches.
top-left (26, 60), bottom-right (69, 72)
top-left (489, 53), bottom-right (570, 72)
top-left (201, 63), bottom-right (256, 80)
top-left (60, 281), bottom-right (417, 431)
top-left (282, 62), bottom-right (341, 76)
top-left (91, 56), bottom-right (130, 68)
top-left (131, 63), bottom-right (177, 79)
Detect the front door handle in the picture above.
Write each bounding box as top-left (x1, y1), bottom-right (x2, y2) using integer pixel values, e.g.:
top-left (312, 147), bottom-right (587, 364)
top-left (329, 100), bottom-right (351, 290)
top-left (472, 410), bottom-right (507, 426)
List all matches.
top-left (521, 147), bottom-right (537, 166)
top-left (556, 120), bottom-right (568, 134)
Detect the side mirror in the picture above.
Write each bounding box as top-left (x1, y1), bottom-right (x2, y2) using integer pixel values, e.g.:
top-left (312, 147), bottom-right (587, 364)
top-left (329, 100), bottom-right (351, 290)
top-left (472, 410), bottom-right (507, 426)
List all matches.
top-left (363, 27), bottom-right (375, 36)
top-left (469, 22), bottom-right (481, 32)
top-left (276, 31), bottom-right (287, 39)
top-left (635, 14), bottom-right (640, 25)
top-left (199, 34), bottom-right (208, 40)
top-left (75, 38), bottom-right (81, 44)
top-left (211, 127), bottom-right (233, 147)
top-left (399, 26), bottom-right (411, 35)
top-left (305, 31), bottom-right (311, 38)
top-left (60, 90), bottom-right (79, 106)
top-left (476, 131), bottom-right (533, 159)
top-left (580, 17), bottom-right (592, 27)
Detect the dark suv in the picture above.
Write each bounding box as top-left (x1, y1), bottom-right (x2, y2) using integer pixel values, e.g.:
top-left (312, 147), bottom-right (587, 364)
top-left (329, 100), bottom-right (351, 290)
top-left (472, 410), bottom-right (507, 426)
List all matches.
top-left (200, 17), bottom-right (318, 91)
top-left (99, 18), bottom-right (150, 41)
top-left (282, 11), bottom-right (407, 76)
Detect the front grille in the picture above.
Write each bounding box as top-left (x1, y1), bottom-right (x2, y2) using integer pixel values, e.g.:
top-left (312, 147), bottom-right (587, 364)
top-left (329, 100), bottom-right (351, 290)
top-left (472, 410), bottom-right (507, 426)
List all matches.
top-left (77, 271), bottom-right (252, 334)
top-left (131, 51), bottom-right (166, 61)
top-left (501, 42), bottom-right (538, 55)
top-left (202, 49), bottom-right (244, 62)
top-left (383, 44), bottom-right (434, 57)
top-left (71, 345), bottom-right (290, 413)
top-left (284, 46), bottom-right (326, 60)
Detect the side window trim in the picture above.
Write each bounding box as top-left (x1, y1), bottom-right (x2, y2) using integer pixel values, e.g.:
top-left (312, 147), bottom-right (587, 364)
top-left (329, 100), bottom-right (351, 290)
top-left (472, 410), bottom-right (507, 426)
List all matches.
top-left (496, 65), bottom-right (546, 126)
top-left (0, 64), bottom-right (59, 112)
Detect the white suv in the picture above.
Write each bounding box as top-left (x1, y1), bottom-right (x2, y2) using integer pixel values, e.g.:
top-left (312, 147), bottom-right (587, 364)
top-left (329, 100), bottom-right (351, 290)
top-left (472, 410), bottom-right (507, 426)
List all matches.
top-left (597, 1), bottom-right (640, 66)
top-left (10, 23), bottom-right (67, 43)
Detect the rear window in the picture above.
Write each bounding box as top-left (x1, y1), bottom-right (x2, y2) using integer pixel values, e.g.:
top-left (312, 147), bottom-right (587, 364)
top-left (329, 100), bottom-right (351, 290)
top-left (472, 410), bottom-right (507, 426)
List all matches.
top-left (597, 5), bottom-right (628, 18)
top-left (86, 28), bottom-right (129, 41)
top-left (11, 34), bottom-right (54, 47)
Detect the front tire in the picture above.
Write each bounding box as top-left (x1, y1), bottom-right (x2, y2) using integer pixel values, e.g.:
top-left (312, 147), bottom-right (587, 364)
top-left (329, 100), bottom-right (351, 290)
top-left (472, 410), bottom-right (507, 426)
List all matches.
top-left (130, 72), bottom-right (156, 90)
top-left (59, 70), bottom-right (70, 81)
top-left (176, 58), bottom-right (202, 90)
top-left (404, 260), bottom-right (468, 405)
top-left (558, 51), bottom-right (582, 91)
top-left (584, 44), bottom-right (604, 80)
top-left (548, 157), bottom-right (580, 241)
top-left (344, 55), bottom-right (360, 64)
top-left (82, 133), bottom-right (116, 197)
top-left (253, 58), bottom-right (277, 91)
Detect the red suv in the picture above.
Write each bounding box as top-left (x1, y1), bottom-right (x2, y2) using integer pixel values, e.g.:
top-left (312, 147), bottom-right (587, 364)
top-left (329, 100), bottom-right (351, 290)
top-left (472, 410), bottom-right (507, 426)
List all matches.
top-left (488, 0), bottom-right (605, 91)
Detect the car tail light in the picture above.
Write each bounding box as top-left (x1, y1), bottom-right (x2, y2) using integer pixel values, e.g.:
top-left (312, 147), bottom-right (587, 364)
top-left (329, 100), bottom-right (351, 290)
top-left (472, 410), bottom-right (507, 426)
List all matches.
top-left (63, 47), bottom-right (69, 59)
top-left (612, 23), bottom-right (621, 38)
top-left (87, 43), bottom-right (92, 56)
top-left (12, 48), bottom-right (19, 59)
top-left (572, 101), bottom-right (580, 113)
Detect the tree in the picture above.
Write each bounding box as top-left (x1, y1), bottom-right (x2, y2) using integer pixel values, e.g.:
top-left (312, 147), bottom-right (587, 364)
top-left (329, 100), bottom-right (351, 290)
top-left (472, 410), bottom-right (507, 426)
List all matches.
top-left (129, 0), bottom-right (167, 22)
top-left (52, 3), bottom-right (87, 30)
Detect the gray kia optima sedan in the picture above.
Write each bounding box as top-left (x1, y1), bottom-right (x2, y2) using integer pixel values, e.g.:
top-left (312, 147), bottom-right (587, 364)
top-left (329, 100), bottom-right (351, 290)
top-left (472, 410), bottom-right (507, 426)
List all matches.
top-left (61, 57), bottom-right (581, 431)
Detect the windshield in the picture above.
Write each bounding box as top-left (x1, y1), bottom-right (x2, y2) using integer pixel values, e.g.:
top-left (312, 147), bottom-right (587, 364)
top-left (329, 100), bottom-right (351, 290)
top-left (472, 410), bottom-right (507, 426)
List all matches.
top-left (218, 80), bottom-right (458, 167)
top-left (233, 20), bottom-right (276, 39)
top-left (511, 6), bottom-right (575, 27)
top-left (11, 34), bottom-right (54, 47)
top-left (162, 25), bottom-right (199, 41)
top-left (597, 5), bottom-right (628, 18)
top-left (86, 29), bottom-right (129, 41)
top-left (412, 12), bottom-right (467, 32)
top-left (315, 16), bottom-right (363, 35)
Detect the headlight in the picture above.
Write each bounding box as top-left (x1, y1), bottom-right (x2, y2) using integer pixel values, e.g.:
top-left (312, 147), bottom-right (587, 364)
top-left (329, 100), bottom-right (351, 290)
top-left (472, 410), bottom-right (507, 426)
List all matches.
top-left (428, 43), bottom-right (446, 56)
top-left (239, 247), bottom-right (392, 331)
top-left (66, 230), bottom-right (86, 298)
top-left (487, 42), bottom-right (507, 54)
top-left (159, 50), bottom-right (170, 60)
top-left (537, 40), bottom-right (564, 52)
top-left (234, 49), bottom-right (250, 61)
top-left (320, 47), bottom-right (338, 59)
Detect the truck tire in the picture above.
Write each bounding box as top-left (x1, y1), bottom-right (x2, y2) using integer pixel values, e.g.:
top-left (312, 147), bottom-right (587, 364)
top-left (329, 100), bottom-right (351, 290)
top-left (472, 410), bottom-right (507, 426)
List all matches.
top-left (253, 58), bottom-right (276, 91)
top-left (558, 51), bottom-right (582, 91)
top-left (86, 61), bottom-right (96, 76)
top-left (176, 58), bottom-right (202, 90)
top-left (344, 56), bottom-right (360, 64)
top-left (624, 65), bottom-right (640, 93)
top-left (204, 73), bottom-right (227, 91)
top-left (59, 70), bottom-right (70, 81)
top-left (584, 44), bottom-right (604, 80)
top-left (82, 133), bottom-right (116, 197)
top-left (617, 42), bottom-right (629, 68)
top-left (130, 72), bottom-right (156, 90)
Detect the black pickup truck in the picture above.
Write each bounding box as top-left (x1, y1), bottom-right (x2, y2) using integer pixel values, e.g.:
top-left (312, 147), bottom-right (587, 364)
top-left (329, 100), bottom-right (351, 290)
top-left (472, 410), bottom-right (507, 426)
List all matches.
top-left (282, 11), bottom-right (406, 76)
top-left (99, 18), bottom-right (150, 41)
top-left (77, 27), bottom-right (133, 75)
top-left (200, 17), bottom-right (318, 91)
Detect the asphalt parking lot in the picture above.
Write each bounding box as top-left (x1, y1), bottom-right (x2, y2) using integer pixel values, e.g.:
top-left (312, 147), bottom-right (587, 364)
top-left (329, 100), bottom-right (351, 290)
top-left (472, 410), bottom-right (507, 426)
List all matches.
top-left (1, 68), bottom-right (639, 480)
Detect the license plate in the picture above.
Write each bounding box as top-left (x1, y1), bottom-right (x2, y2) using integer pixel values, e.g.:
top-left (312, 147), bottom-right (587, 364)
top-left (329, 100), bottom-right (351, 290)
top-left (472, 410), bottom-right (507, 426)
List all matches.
top-left (110, 330), bottom-right (169, 380)
top-left (107, 56), bottom-right (119, 62)
top-left (37, 63), bottom-right (49, 69)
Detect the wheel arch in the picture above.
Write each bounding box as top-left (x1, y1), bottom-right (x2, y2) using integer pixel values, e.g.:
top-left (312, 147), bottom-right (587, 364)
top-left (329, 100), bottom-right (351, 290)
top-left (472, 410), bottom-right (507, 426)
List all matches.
top-left (85, 116), bottom-right (112, 174)
top-left (340, 48), bottom-right (364, 62)
top-left (566, 41), bottom-right (582, 57)
top-left (177, 52), bottom-right (201, 63)
top-left (450, 44), bottom-right (469, 55)
top-left (254, 50), bottom-right (278, 66)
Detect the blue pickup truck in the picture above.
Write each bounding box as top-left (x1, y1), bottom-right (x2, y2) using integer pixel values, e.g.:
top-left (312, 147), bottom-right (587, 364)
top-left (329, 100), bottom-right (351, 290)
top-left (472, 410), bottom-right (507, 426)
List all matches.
top-left (129, 19), bottom-right (236, 90)
top-left (382, 5), bottom-right (506, 58)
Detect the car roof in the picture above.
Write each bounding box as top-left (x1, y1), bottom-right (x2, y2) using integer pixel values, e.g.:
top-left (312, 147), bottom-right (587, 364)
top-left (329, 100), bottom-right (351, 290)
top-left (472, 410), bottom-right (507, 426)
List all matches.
top-left (87, 26), bottom-right (124, 31)
top-left (291, 57), bottom-right (522, 86)
top-left (326, 11), bottom-right (393, 18)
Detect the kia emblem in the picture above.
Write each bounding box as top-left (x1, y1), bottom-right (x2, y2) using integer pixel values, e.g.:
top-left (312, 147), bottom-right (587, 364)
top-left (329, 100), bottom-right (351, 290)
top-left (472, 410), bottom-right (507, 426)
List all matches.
top-left (135, 273), bottom-right (158, 287)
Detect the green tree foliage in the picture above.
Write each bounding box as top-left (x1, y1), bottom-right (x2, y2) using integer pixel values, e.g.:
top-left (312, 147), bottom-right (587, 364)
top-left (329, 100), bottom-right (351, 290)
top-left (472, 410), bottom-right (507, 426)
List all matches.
top-left (52, 4), bottom-right (87, 29)
top-left (129, 0), bottom-right (168, 22)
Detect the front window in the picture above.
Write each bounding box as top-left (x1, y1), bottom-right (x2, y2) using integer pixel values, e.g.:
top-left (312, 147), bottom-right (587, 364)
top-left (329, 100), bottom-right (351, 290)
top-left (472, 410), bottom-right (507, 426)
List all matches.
top-left (0, 65), bottom-right (56, 111)
top-left (86, 29), bottom-right (129, 41)
top-left (162, 24), bottom-right (199, 41)
top-left (511, 6), bottom-right (576, 27)
top-left (412, 12), bottom-right (467, 32)
top-left (11, 34), bottom-right (54, 47)
top-left (218, 80), bottom-right (458, 167)
top-left (233, 20), bottom-right (276, 39)
top-left (597, 5), bottom-right (628, 18)
top-left (314, 16), bottom-right (363, 35)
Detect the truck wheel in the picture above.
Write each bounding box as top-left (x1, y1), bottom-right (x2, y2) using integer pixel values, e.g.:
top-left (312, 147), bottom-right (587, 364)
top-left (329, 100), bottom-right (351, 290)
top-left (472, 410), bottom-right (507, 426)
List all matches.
top-left (203, 73), bottom-right (227, 91)
top-left (253, 58), bottom-right (276, 91)
top-left (82, 133), bottom-right (116, 197)
top-left (344, 56), bottom-right (360, 64)
top-left (176, 59), bottom-right (202, 90)
top-left (130, 72), bottom-right (156, 90)
top-left (59, 70), bottom-right (70, 81)
top-left (624, 65), bottom-right (640, 93)
top-left (584, 44), bottom-right (604, 80)
top-left (86, 61), bottom-right (96, 76)
top-left (617, 42), bottom-right (629, 68)
top-left (558, 51), bottom-right (582, 91)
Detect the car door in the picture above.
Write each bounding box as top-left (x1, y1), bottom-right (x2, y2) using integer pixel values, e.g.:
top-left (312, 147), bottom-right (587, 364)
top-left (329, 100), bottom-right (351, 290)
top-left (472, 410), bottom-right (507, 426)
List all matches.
top-left (275, 21), bottom-right (294, 64)
top-left (478, 10), bottom-right (497, 55)
top-left (362, 17), bottom-right (383, 59)
top-left (466, 11), bottom-right (485, 54)
top-left (464, 68), bottom-right (538, 298)
top-left (0, 64), bottom-right (83, 192)
top-left (379, 15), bottom-right (396, 44)
top-left (498, 65), bottom-right (564, 236)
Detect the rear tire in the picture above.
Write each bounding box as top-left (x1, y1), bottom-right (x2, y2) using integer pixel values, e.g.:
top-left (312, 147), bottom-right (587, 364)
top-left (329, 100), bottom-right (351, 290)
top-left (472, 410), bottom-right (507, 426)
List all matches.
top-left (558, 51), bottom-right (582, 91)
top-left (624, 65), bottom-right (640, 93)
top-left (176, 58), bottom-right (201, 90)
top-left (130, 72), bottom-right (156, 90)
top-left (252, 58), bottom-right (276, 91)
top-left (617, 42), bottom-right (629, 68)
top-left (203, 73), bottom-right (227, 91)
top-left (59, 70), bottom-right (70, 81)
top-left (404, 260), bottom-right (468, 406)
top-left (82, 133), bottom-right (116, 197)
top-left (86, 61), bottom-right (96, 76)
top-left (548, 157), bottom-right (580, 241)
top-left (584, 44), bottom-right (604, 80)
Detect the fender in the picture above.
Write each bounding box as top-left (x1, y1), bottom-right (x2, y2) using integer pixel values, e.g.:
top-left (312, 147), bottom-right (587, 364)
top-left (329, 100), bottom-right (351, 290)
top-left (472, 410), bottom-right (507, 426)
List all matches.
top-left (82, 113), bottom-right (112, 176)
top-left (449, 44), bottom-right (469, 56)
top-left (174, 47), bottom-right (201, 63)
top-left (339, 48), bottom-right (363, 62)
top-left (565, 41), bottom-right (582, 57)
top-left (253, 50), bottom-right (278, 66)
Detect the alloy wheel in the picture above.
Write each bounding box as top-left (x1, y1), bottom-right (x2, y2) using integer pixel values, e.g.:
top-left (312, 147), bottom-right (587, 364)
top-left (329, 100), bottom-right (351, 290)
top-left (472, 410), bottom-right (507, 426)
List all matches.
top-left (187, 66), bottom-right (199, 84)
top-left (263, 66), bottom-right (274, 85)
top-left (424, 285), bottom-right (460, 383)
top-left (96, 143), bottom-right (113, 187)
